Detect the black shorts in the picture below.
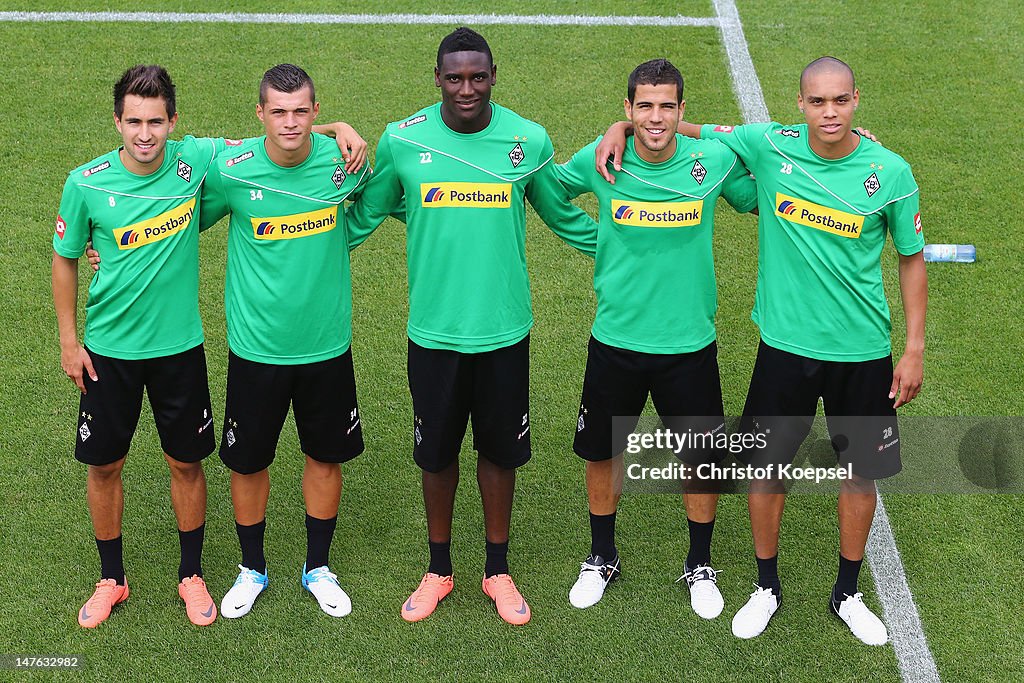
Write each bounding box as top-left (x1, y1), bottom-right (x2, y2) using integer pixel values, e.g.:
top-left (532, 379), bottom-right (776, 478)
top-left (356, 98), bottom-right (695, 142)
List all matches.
top-left (407, 336), bottom-right (531, 473)
top-left (573, 337), bottom-right (726, 465)
top-left (219, 350), bottom-right (364, 475)
top-left (739, 340), bottom-right (901, 480)
top-left (75, 344), bottom-right (215, 466)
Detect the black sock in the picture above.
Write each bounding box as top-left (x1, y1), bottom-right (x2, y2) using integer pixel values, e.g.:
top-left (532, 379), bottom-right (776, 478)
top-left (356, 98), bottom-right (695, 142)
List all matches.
top-left (305, 514), bottom-right (337, 570)
top-left (236, 519), bottom-right (267, 574)
top-left (833, 554), bottom-right (863, 605)
top-left (685, 518), bottom-right (715, 569)
top-left (428, 540), bottom-right (453, 576)
top-left (96, 536), bottom-right (125, 584)
top-left (484, 540), bottom-right (509, 578)
top-left (589, 511), bottom-right (617, 560)
top-left (756, 554), bottom-right (782, 598)
top-left (178, 524), bottom-right (205, 581)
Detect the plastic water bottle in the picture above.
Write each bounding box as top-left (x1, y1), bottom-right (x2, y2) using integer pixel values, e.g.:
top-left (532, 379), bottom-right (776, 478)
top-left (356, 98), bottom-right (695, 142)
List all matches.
top-left (922, 244), bottom-right (976, 263)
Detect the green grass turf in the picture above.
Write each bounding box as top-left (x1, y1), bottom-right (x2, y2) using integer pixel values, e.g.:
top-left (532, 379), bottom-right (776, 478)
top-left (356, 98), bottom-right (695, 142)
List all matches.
top-left (1, 1), bottom-right (1022, 681)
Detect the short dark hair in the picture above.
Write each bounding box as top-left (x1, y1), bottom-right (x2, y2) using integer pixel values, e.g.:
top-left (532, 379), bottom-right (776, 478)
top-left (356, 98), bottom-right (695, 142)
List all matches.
top-left (114, 65), bottom-right (176, 119)
top-left (800, 56), bottom-right (855, 93)
top-left (437, 27), bottom-right (493, 69)
top-left (259, 64), bottom-right (315, 105)
top-left (627, 59), bottom-right (684, 103)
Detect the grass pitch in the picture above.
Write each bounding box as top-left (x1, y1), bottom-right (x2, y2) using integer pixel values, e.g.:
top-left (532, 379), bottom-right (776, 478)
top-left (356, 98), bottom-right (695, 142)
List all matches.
top-left (2, 1), bottom-right (1022, 681)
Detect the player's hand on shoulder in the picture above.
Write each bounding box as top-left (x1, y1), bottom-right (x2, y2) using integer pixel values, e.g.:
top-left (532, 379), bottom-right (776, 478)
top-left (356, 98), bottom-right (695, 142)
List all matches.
top-left (61, 343), bottom-right (97, 393)
top-left (595, 121), bottom-right (632, 184)
top-left (333, 122), bottom-right (368, 173)
top-left (854, 127), bottom-right (878, 142)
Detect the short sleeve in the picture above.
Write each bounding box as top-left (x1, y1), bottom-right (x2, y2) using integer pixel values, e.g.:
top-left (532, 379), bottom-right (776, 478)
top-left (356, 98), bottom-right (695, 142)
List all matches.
top-left (198, 165), bottom-right (230, 232)
top-left (205, 137), bottom-right (229, 157)
top-left (526, 135), bottom-right (598, 257)
top-left (700, 122), bottom-right (772, 166)
top-left (53, 177), bottom-right (90, 258)
top-left (884, 165), bottom-right (924, 255)
top-left (345, 130), bottom-right (403, 251)
top-left (553, 138), bottom-right (599, 200)
top-left (718, 150), bottom-right (758, 213)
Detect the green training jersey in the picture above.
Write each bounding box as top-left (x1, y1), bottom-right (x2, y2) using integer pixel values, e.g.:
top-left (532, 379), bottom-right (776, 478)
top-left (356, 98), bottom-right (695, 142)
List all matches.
top-left (702, 122), bottom-right (924, 362)
top-left (556, 134), bottom-right (756, 354)
top-left (346, 102), bottom-right (597, 353)
top-left (200, 134), bottom-right (371, 365)
top-left (53, 135), bottom-right (230, 359)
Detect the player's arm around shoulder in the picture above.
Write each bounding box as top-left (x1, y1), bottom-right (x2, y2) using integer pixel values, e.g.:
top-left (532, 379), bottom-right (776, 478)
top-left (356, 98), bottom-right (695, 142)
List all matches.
top-left (697, 121), bottom-right (778, 166)
top-left (594, 121), bottom-right (634, 182)
top-left (593, 119), bottom-right (760, 182)
top-left (332, 133), bottom-right (373, 200)
top-left (197, 139), bottom-right (261, 230)
top-left (312, 121), bottom-right (368, 173)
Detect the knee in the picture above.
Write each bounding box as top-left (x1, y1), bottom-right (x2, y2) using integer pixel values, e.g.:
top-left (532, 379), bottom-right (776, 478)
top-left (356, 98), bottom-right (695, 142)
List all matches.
top-left (304, 457), bottom-right (340, 479)
top-left (749, 477), bottom-right (787, 495)
top-left (89, 458), bottom-right (125, 481)
top-left (841, 474), bottom-right (876, 496)
top-left (166, 456), bottom-right (204, 482)
top-left (586, 457), bottom-right (617, 475)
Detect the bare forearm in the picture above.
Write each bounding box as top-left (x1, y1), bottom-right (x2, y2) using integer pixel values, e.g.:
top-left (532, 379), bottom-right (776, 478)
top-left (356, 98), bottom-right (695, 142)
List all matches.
top-left (898, 252), bottom-right (927, 353)
top-left (313, 122), bottom-right (367, 172)
top-left (52, 254), bottom-right (80, 348)
top-left (678, 121), bottom-right (702, 138)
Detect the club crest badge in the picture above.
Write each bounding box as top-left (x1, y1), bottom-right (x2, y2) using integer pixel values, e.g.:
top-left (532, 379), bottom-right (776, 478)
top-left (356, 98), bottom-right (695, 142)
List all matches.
top-left (332, 165), bottom-right (345, 189)
top-left (691, 159), bottom-right (707, 185)
top-left (864, 172), bottom-right (881, 197)
top-left (177, 159), bottom-right (192, 183)
top-left (508, 143), bottom-right (525, 168)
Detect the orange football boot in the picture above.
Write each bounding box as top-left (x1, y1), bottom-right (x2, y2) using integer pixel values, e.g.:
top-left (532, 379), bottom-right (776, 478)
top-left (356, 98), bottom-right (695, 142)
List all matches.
top-left (179, 575), bottom-right (217, 626)
top-left (78, 578), bottom-right (129, 628)
top-left (482, 574), bottom-right (531, 625)
top-left (401, 573), bottom-right (453, 623)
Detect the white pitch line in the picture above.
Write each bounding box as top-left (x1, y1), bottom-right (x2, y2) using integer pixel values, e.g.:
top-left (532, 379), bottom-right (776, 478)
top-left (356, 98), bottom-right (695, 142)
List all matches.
top-left (867, 495), bottom-right (942, 683)
top-left (713, 2), bottom-right (940, 680)
top-left (0, 11), bottom-right (719, 26)
top-left (712, 0), bottom-right (770, 123)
